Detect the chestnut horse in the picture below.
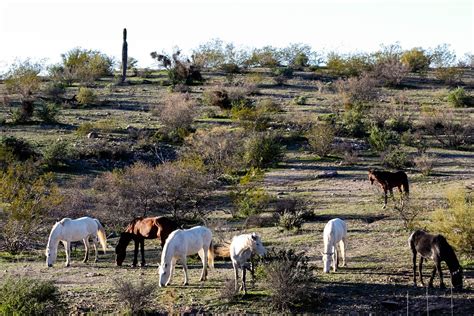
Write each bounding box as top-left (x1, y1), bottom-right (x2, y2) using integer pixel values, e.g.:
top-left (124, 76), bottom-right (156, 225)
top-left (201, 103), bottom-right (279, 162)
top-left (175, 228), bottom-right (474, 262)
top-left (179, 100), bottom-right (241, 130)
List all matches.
top-left (368, 169), bottom-right (409, 209)
top-left (409, 230), bottom-right (463, 289)
top-left (115, 216), bottom-right (180, 267)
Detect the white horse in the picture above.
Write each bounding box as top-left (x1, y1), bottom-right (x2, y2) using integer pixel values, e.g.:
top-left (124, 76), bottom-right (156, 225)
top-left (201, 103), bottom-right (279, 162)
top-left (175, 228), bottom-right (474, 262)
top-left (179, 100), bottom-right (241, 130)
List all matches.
top-left (230, 233), bottom-right (266, 294)
top-left (46, 217), bottom-right (107, 267)
top-left (158, 226), bottom-right (214, 287)
top-left (321, 218), bottom-right (347, 273)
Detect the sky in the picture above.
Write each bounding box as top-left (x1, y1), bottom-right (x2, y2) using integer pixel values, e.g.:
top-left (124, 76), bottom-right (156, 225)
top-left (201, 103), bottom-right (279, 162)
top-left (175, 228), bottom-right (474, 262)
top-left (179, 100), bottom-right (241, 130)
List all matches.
top-left (0, 0), bottom-right (472, 71)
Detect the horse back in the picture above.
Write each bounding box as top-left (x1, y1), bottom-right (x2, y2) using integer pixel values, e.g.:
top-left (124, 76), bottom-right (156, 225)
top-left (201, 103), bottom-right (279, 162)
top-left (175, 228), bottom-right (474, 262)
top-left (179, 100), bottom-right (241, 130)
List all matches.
top-left (324, 218), bottom-right (347, 244)
top-left (125, 217), bottom-right (158, 239)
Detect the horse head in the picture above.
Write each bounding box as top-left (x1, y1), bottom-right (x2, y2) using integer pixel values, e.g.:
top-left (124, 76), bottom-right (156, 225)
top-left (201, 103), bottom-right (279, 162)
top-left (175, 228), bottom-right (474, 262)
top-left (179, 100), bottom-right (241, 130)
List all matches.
top-left (368, 169), bottom-right (375, 185)
top-left (251, 233), bottom-right (266, 256)
top-left (320, 251), bottom-right (333, 273)
top-left (158, 262), bottom-right (171, 287)
top-left (115, 232), bottom-right (132, 266)
top-left (451, 267), bottom-right (463, 290)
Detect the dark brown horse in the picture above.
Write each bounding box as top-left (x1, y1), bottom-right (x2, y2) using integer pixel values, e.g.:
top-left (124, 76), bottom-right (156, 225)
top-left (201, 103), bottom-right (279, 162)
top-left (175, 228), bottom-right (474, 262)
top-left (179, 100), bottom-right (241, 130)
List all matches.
top-left (115, 216), bottom-right (180, 267)
top-left (368, 169), bottom-right (409, 209)
top-left (409, 230), bottom-right (463, 290)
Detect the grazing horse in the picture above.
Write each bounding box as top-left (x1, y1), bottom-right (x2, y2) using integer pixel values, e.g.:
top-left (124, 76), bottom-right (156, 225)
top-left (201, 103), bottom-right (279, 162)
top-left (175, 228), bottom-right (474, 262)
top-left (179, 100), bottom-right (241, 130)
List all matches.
top-left (158, 226), bottom-right (214, 287)
top-left (409, 230), bottom-right (463, 289)
top-left (230, 233), bottom-right (267, 294)
top-left (46, 217), bottom-right (107, 267)
top-left (368, 169), bottom-right (409, 209)
top-left (321, 218), bottom-right (347, 273)
top-left (115, 216), bottom-right (180, 267)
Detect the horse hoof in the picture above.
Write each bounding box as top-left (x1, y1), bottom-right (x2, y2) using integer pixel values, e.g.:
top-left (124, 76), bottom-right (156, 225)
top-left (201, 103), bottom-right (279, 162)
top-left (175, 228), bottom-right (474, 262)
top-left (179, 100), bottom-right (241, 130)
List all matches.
top-left (94, 259), bottom-right (98, 263)
top-left (140, 263), bottom-right (146, 267)
top-left (183, 282), bottom-right (188, 286)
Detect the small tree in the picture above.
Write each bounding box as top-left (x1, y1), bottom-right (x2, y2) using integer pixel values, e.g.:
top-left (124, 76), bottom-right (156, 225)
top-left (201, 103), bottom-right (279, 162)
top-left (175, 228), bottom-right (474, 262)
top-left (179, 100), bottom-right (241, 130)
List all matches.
top-left (4, 60), bottom-right (43, 122)
top-left (306, 122), bottom-right (335, 157)
top-left (401, 47), bottom-right (430, 73)
top-left (150, 49), bottom-right (203, 86)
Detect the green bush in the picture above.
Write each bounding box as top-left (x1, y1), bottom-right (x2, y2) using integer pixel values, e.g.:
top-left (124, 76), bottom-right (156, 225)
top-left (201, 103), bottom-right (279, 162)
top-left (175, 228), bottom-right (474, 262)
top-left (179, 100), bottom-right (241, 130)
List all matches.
top-left (447, 87), bottom-right (470, 107)
top-left (0, 278), bottom-right (64, 315)
top-left (36, 102), bottom-right (60, 123)
top-left (381, 145), bottom-right (411, 169)
top-left (326, 53), bottom-right (373, 77)
top-left (430, 187), bottom-right (473, 257)
top-left (0, 136), bottom-right (38, 167)
top-left (293, 95), bottom-right (308, 105)
top-left (42, 140), bottom-right (74, 168)
top-left (272, 67), bottom-right (293, 85)
top-left (59, 47), bottom-right (114, 84)
top-left (368, 125), bottom-right (399, 153)
top-left (244, 133), bottom-right (283, 168)
top-left (76, 87), bottom-right (97, 106)
top-left (306, 122), bottom-right (335, 157)
top-left (233, 186), bottom-right (271, 217)
top-left (340, 104), bottom-right (368, 137)
top-left (202, 89), bottom-right (231, 109)
top-left (401, 48), bottom-right (430, 73)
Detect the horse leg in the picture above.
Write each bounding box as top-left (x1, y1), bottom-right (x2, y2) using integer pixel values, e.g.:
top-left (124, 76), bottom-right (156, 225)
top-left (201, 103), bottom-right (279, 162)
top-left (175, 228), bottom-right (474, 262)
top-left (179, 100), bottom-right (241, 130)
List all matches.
top-left (233, 263), bottom-right (239, 292)
top-left (140, 239), bottom-right (145, 267)
top-left (435, 259), bottom-right (446, 289)
top-left (198, 249), bottom-right (207, 281)
top-left (383, 190), bottom-right (388, 209)
top-left (339, 239), bottom-right (346, 267)
top-left (132, 240), bottom-right (139, 267)
top-left (63, 241), bottom-right (71, 267)
top-left (419, 257), bottom-right (425, 286)
top-left (241, 266), bottom-right (247, 294)
top-left (92, 237), bottom-right (98, 263)
top-left (182, 255), bottom-right (189, 286)
top-left (166, 257), bottom-right (176, 286)
top-left (412, 252), bottom-right (417, 287)
top-left (333, 246), bottom-right (338, 272)
top-left (82, 238), bottom-right (89, 263)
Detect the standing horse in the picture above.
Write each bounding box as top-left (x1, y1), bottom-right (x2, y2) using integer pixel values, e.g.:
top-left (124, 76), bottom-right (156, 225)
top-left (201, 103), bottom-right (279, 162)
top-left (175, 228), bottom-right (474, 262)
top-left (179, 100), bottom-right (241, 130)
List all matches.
top-left (115, 216), bottom-right (180, 267)
top-left (158, 226), bottom-right (214, 287)
top-left (46, 217), bottom-right (107, 267)
top-left (409, 230), bottom-right (463, 289)
top-left (368, 169), bottom-right (409, 209)
top-left (321, 218), bottom-right (347, 273)
top-left (230, 233), bottom-right (266, 294)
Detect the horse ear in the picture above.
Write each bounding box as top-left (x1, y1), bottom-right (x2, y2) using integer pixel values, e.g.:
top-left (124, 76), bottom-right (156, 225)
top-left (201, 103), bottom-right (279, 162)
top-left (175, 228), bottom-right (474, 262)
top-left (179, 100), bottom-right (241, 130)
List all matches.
top-left (251, 233), bottom-right (257, 240)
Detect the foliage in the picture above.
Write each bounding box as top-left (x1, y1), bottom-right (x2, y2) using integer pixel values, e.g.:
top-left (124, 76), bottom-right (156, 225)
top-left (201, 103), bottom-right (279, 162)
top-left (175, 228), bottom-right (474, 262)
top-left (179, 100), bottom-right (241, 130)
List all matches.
top-left (154, 93), bottom-right (196, 138)
top-left (231, 168), bottom-right (270, 217)
top-left (113, 279), bottom-right (156, 315)
top-left (274, 198), bottom-right (307, 231)
top-left (447, 87), bottom-right (471, 108)
top-left (392, 199), bottom-right (429, 231)
top-left (0, 278), bottom-right (64, 315)
top-left (306, 122), bottom-right (335, 157)
top-left (76, 86), bottom-right (97, 106)
top-left (58, 47), bottom-right (114, 84)
top-left (244, 132), bottom-right (283, 168)
top-left (245, 46), bottom-right (281, 68)
top-left (0, 136), bottom-right (38, 168)
top-left (272, 67), bottom-right (293, 85)
top-left (381, 145), bottom-right (411, 169)
top-left (4, 60), bottom-right (43, 122)
top-left (430, 44), bottom-right (464, 84)
top-left (192, 39), bottom-right (249, 69)
top-left (401, 47), bottom-right (430, 73)
top-left (280, 43), bottom-right (317, 69)
top-left (326, 52), bottom-right (373, 77)
top-left (335, 74), bottom-right (379, 106)
top-left (42, 140), bottom-right (74, 169)
top-left (151, 49), bottom-right (203, 86)
top-left (340, 103), bottom-right (368, 137)
top-left (368, 125), bottom-right (399, 153)
top-left (372, 56), bottom-right (408, 87)
top-left (261, 248), bottom-right (317, 312)
top-left (0, 162), bottom-right (62, 252)
top-left (231, 100), bottom-right (271, 132)
top-left (293, 95), bottom-right (307, 105)
top-left (202, 88), bottom-right (231, 109)
top-left (430, 187), bottom-right (473, 257)
top-left (35, 102), bottom-right (60, 123)
top-left (414, 153), bottom-right (435, 176)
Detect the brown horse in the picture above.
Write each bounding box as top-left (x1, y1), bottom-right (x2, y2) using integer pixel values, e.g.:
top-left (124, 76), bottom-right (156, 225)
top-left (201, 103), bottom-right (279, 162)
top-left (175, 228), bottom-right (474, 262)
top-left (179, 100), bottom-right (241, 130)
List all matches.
top-left (115, 216), bottom-right (180, 267)
top-left (368, 169), bottom-right (409, 209)
top-left (409, 230), bottom-right (463, 290)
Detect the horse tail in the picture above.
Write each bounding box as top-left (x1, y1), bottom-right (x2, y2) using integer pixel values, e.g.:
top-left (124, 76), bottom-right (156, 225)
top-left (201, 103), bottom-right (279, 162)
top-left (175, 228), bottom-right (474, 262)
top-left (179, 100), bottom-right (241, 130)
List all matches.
top-left (208, 240), bottom-right (215, 269)
top-left (94, 219), bottom-right (107, 254)
top-left (213, 241), bottom-right (231, 259)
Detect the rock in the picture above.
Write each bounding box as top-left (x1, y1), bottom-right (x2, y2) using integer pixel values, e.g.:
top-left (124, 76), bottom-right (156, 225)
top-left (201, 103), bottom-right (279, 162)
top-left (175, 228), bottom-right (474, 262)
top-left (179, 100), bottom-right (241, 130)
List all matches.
top-left (316, 170), bottom-right (338, 178)
top-left (87, 132), bottom-right (98, 139)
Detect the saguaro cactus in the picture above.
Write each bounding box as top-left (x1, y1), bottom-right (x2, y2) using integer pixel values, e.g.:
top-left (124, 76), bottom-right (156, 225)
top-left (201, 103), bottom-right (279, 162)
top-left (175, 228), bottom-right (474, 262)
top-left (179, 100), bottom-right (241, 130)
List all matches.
top-left (121, 28), bottom-right (128, 83)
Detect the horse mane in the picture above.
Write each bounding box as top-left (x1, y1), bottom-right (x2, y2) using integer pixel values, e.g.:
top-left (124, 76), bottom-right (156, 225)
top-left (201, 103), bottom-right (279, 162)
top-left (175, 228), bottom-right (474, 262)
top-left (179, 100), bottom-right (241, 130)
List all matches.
top-left (161, 229), bottom-right (181, 264)
top-left (434, 234), bottom-right (460, 270)
top-left (234, 234), bottom-right (257, 255)
top-left (124, 217), bottom-right (144, 233)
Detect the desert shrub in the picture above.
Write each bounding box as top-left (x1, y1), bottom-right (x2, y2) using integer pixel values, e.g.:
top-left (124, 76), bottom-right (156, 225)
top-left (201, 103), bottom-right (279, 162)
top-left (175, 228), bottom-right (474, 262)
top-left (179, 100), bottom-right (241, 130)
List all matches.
top-left (231, 168), bottom-right (271, 217)
top-left (261, 248), bottom-right (317, 312)
top-left (381, 145), bottom-right (411, 169)
top-left (113, 279), bottom-right (156, 315)
top-left (372, 57), bottom-right (408, 87)
top-left (414, 153), bottom-right (435, 176)
top-left (58, 48), bottom-right (114, 85)
top-left (280, 43), bottom-right (316, 69)
top-left (181, 127), bottom-right (245, 177)
top-left (244, 132), bottom-right (283, 168)
top-left (43, 81), bottom-right (66, 103)
top-left (76, 86), bottom-right (97, 106)
top-left (0, 162), bottom-right (62, 252)
top-left (421, 109), bottom-right (473, 148)
top-left (42, 140), bottom-right (74, 169)
top-left (335, 74), bottom-right (379, 105)
top-left (368, 125), bottom-right (400, 153)
top-left (35, 102), bottom-right (60, 123)
top-left (430, 187), bottom-right (473, 257)
top-left (0, 278), bottom-right (64, 315)
top-left (154, 93), bottom-right (196, 137)
top-left (334, 142), bottom-right (359, 165)
top-left (272, 67), bottom-right (293, 85)
top-left (0, 136), bottom-right (38, 168)
top-left (293, 95), bottom-right (308, 105)
top-left (231, 101), bottom-right (271, 132)
top-left (306, 122), bottom-right (335, 157)
top-left (4, 60), bottom-right (43, 122)
top-left (447, 87), bottom-right (470, 107)
top-left (151, 49), bottom-right (203, 86)
top-left (219, 279), bottom-right (238, 302)
top-left (245, 46), bottom-right (281, 68)
top-left (326, 52), bottom-right (373, 77)
top-left (430, 44), bottom-right (464, 84)
top-left (340, 103), bottom-right (368, 137)
top-left (257, 98), bottom-right (282, 113)
top-left (401, 48), bottom-right (430, 73)
top-left (274, 198), bottom-right (307, 231)
top-left (392, 199), bottom-right (429, 231)
top-left (435, 67), bottom-right (464, 85)
top-left (202, 88), bottom-right (231, 109)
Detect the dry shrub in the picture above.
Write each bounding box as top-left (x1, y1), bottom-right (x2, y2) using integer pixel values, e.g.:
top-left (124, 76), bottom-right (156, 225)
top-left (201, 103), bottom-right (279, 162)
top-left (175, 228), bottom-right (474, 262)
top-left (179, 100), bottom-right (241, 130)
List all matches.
top-left (274, 198), bottom-right (308, 231)
top-left (306, 122), bottom-right (335, 157)
top-left (261, 248), bottom-right (318, 312)
top-left (420, 109), bottom-right (473, 149)
top-left (243, 132), bottom-right (283, 168)
top-left (392, 198), bottom-right (430, 231)
top-left (153, 93), bottom-right (196, 134)
top-left (219, 279), bottom-right (238, 302)
top-left (113, 279), bottom-right (156, 315)
top-left (372, 57), bottom-right (408, 87)
top-left (414, 153), bottom-right (436, 176)
top-left (430, 187), bottom-right (473, 258)
top-left (334, 142), bottom-right (359, 165)
top-left (181, 127), bottom-right (245, 177)
top-left (202, 89), bottom-right (231, 109)
top-left (335, 73), bottom-right (379, 105)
